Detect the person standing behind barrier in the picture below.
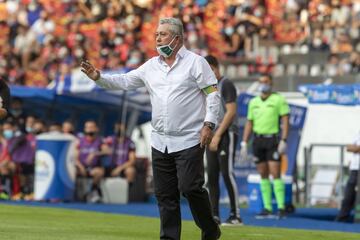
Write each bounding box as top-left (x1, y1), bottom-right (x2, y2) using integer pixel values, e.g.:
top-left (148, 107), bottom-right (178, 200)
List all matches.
top-left (335, 131), bottom-right (360, 222)
top-left (76, 120), bottom-right (104, 203)
top-left (80, 17), bottom-right (221, 240)
top-left (241, 74), bottom-right (289, 219)
top-left (204, 55), bottom-right (242, 226)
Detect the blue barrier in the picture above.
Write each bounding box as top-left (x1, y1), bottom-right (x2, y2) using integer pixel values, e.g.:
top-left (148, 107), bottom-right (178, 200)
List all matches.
top-left (34, 134), bottom-right (76, 201)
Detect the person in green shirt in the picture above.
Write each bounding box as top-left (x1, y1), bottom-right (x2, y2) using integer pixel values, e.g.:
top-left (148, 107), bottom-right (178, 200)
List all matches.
top-left (241, 74), bottom-right (290, 219)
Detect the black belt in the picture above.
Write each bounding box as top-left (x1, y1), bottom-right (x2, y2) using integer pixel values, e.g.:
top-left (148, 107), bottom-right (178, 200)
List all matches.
top-left (254, 133), bottom-right (278, 138)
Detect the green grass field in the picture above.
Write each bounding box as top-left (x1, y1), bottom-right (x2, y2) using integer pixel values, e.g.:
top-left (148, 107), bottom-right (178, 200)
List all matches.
top-left (0, 204), bottom-right (359, 240)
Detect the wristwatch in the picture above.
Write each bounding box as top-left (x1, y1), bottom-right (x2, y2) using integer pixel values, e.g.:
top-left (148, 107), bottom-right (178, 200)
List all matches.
top-left (203, 121), bottom-right (215, 131)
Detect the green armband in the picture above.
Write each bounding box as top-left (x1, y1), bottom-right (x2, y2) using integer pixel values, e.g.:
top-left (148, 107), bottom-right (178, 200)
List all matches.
top-left (202, 84), bottom-right (218, 95)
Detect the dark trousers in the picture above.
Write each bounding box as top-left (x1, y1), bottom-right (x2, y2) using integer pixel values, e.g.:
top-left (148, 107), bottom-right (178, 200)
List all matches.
top-left (152, 144), bottom-right (218, 240)
top-left (338, 170), bottom-right (358, 218)
top-left (206, 131), bottom-right (240, 218)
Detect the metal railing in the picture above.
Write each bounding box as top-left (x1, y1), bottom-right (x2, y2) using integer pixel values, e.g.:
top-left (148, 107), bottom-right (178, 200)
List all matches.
top-left (304, 143), bottom-right (347, 207)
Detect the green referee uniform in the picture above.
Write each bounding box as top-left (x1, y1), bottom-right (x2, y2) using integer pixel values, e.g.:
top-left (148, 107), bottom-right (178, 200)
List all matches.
top-left (247, 93), bottom-right (290, 212)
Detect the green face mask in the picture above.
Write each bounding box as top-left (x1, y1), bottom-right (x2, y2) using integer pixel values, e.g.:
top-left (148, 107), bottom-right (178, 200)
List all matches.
top-left (156, 36), bottom-right (178, 58)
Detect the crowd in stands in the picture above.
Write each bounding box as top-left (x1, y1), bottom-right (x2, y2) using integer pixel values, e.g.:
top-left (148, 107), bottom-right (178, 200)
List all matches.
top-left (0, 97), bottom-right (139, 202)
top-left (0, 0), bottom-right (359, 87)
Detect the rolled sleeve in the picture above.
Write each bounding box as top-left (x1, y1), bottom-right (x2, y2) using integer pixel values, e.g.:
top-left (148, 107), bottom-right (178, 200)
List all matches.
top-left (205, 91), bottom-right (220, 125)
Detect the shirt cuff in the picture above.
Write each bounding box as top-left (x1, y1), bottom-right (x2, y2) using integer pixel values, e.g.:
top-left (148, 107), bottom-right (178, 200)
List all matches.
top-left (204, 114), bottom-right (217, 126)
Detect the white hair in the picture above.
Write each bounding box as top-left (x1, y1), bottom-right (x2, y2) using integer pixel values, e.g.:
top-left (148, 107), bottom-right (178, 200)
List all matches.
top-left (159, 17), bottom-right (184, 38)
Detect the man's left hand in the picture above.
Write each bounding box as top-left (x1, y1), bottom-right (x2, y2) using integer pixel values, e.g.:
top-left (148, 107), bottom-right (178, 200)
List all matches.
top-left (208, 134), bottom-right (221, 151)
top-left (200, 126), bottom-right (213, 148)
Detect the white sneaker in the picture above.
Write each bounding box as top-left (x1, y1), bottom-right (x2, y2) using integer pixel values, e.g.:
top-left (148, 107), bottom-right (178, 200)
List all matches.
top-left (221, 216), bottom-right (244, 226)
top-left (87, 190), bottom-right (101, 203)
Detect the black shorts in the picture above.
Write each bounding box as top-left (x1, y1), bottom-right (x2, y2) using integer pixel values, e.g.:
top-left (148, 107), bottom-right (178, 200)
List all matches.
top-left (16, 163), bottom-right (34, 175)
top-left (76, 165), bottom-right (103, 177)
top-left (252, 136), bottom-right (280, 164)
top-left (104, 167), bottom-right (126, 178)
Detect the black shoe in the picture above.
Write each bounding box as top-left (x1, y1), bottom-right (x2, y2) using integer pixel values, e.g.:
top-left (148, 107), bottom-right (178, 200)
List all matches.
top-left (255, 209), bottom-right (275, 219)
top-left (335, 215), bottom-right (349, 222)
top-left (216, 226), bottom-right (221, 239)
top-left (277, 209), bottom-right (287, 219)
top-left (221, 215), bottom-right (244, 226)
top-left (213, 216), bottom-right (221, 225)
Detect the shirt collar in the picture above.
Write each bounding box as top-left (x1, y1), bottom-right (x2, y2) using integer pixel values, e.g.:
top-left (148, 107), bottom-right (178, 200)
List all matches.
top-left (177, 45), bottom-right (187, 58)
top-left (158, 45), bottom-right (187, 64)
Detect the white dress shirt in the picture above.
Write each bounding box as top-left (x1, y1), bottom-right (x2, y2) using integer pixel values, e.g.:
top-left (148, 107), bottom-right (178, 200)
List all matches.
top-left (96, 46), bottom-right (220, 153)
top-left (349, 131), bottom-right (360, 171)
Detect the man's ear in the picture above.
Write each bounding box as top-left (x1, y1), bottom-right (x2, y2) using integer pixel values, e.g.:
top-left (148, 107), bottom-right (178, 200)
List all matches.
top-left (175, 35), bottom-right (181, 42)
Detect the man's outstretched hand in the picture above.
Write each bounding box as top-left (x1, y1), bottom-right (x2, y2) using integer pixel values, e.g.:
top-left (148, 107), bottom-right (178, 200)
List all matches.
top-left (80, 60), bottom-right (100, 81)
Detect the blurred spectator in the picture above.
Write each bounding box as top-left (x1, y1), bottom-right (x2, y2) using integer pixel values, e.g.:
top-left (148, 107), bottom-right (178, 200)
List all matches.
top-left (309, 28), bottom-right (330, 51)
top-left (325, 53), bottom-right (340, 77)
top-left (350, 52), bottom-right (360, 73)
top-left (30, 10), bottom-right (55, 45)
top-left (32, 119), bottom-right (47, 135)
top-left (48, 121), bottom-right (62, 133)
top-left (0, 122), bottom-right (12, 199)
top-left (25, 115), bottom-right (36, 134)
top-left (75, 120), bottom-right (104, 203)
top-left (331, 32), bottom-right (353, 53)
top-left (62, 119), bottom-right (75, 136)
top-left (330, 0), bottom-right (351, 28)
top-left (102, 121), bottom-right (136, 183)
top-left (2, 120), bottom-right (35, 200)
top-left (7, 97), bottom-right (26, 132)
top-left (223, 21), bottom-right (250, 58)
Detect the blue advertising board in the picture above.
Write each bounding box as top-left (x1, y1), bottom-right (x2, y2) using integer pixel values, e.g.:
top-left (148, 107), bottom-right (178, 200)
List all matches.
top-left (34, 134), bottom-right (76, 201)
top-left (299, 84), bottom-right (359, 106)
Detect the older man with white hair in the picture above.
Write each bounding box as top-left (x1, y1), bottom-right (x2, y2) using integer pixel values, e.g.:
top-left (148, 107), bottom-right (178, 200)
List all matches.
top-left (81, 17), bottom-right (221, 240)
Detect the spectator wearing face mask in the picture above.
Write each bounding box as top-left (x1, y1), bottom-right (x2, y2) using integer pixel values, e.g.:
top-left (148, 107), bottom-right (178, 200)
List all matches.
top-left (1, 120), bottom-right (35, 200)
top-left (0, 122), bottom-right (13, 199)
top-left (25, 115), bottom-right (36, 134)
top-left (7, 98), bottom-right (27, 132)
top-left (75, 120), bottom-right (104, 203)
top-left (223, 22), bottom-right (249, 58)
